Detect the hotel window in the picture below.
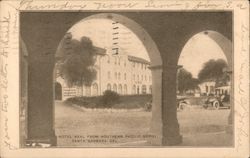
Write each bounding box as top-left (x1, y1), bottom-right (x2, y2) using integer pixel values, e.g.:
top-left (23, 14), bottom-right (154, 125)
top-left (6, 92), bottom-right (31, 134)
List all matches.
top-left (114, 57), bottom-right (117, 65)
top-left (113, 84), bottom-right (117, 92)
top-left (137, 75), bottom-right (139, 81)
top-left (92, 83), bottom-right (98, 96)
top-left (118, 73), bottom-right (121, 80)
top-left (118, 84), bottom-right (122, 94)
top-left (142, 85), bottom-right (147, 94)
top-left (133, 62), bottom-right (135, 68)
top-left (124, 84), bottom-right (127, 95)
top-left (85, 86), bottom-right (91, 96)
top-left (124, 61), bottom-right (126, 67)
top-left (108, 71), bottom-right (111, 79)
top-left (124, 73), bottom-right (126, 80)
top-left (118, 58), bottom-right (120, 65)
top-left (133, 74), bottom-right (135, 80)
top-left (149, 85), bottom-right (152, 94)
top-left (145, 75), bottom-right (147, 81)
top-left (141, 63), bottom-right (143, 69)
top-left (132, 85), bottom-right (136, 94)
top-left (115, 72), bottom-right (117, 79)
top-left (107, 84), bottom-right (111, 90)
top-left (137, 86), bottom-right (140, 94)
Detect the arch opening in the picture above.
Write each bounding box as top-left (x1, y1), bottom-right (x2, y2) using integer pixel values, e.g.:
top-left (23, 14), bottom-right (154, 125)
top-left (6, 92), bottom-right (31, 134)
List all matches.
top-left (176, 30), bottom-right (233, 146)
top-left (53, 13), bottom-right (163, 147)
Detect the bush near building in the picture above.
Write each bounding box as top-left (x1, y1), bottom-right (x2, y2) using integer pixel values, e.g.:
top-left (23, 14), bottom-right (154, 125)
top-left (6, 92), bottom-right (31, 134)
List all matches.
top-left (100, 90), bottom-right (120, 107)
top-left (65, 91), bottom-right (152, 109)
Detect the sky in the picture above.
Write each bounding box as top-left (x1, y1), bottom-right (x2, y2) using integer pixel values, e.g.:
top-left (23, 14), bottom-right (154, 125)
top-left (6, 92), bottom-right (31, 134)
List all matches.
top-left (68, 19), bottom-right (150, 60)
top-left (178, 33), bottom-right (227, 78)
top-left (68, 19), bottom-right (227, 78)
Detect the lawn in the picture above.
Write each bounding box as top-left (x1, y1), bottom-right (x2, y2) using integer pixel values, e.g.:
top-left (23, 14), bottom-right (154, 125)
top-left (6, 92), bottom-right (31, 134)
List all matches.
top-left (55, 101), bottom-right (232, 147)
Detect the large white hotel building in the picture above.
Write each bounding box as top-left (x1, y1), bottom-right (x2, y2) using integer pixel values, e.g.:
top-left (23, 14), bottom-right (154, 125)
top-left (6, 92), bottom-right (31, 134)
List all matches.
top-left (55, 47), bottom-right (152, 100)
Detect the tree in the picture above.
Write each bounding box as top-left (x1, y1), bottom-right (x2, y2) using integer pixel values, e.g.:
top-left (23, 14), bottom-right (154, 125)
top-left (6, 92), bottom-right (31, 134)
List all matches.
top-left (56, 33), bottom-right (105, 93)
top-left (198, 59), bottom-right (229, 86)
top-left (177, 68), bottom-right (199, 94)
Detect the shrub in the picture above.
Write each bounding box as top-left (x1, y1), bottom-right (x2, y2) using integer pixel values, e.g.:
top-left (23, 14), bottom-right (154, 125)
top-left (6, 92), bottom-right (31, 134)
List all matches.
top-left (65, 93), bottom-right (152, 109)
top-left (144, 100), bottom-right (152, 111)
top-left (100, 90), bottom-right (120, 108)
top-left (65, 96), bottom-right (98, 108)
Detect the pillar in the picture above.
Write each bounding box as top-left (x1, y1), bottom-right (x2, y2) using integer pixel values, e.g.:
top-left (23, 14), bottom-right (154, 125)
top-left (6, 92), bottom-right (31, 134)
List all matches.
top-left (162, 64), bottom-right (182, 145)
top-left (226, 69), bottom-right (233, 134)
top-left (20, 40), bottom-right (28, 147)
top-left (148, 64), bottom-right (182, 145)
top-left (26, 58), bottom-right (57, 146)
top-left (148, 65), bottom-right (163, 145)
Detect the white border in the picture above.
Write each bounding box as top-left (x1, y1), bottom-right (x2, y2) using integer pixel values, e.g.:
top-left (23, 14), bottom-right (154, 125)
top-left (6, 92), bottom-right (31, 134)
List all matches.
top-left (0, 0), bottom-right (249, 157)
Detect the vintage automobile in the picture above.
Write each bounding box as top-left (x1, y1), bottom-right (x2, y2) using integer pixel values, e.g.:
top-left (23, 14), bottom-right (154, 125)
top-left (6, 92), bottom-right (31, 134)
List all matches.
top-left (203, 94), bottom-right (230, 109)
top-left (144, 96), bottom-right (190, 111)
top-left (177, 96), bottom-right (190, 110)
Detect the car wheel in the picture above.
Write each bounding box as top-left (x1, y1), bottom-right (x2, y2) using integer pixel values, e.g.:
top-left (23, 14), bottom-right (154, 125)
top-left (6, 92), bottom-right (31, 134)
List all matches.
top-left (213, 101), bottom-right (220, 110)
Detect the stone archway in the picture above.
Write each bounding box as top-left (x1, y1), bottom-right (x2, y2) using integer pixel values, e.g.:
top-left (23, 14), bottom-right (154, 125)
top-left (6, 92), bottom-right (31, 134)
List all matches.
top-left (55, 13), bottom-right (164, 145)
top-left (199, 31), bottom-right (233, 125)
top-left (191, 30), bottom-right (232, 69)
top-left (21, 12), bottom-right (231, 146)
top-left (178, 30), bottom-right (233, 123)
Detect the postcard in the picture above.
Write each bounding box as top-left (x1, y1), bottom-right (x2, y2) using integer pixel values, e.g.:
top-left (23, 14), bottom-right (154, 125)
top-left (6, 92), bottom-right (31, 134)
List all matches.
top-left (0, 0), bottom-right (249, 157)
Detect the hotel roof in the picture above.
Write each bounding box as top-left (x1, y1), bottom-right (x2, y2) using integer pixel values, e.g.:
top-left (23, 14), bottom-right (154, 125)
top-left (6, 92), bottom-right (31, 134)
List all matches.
top-left (100, 46), bottom-right (151, 64)
top-left (128, 55), bottom-right (151, 65)
top-left (94, 46), bottom-right (106, 55)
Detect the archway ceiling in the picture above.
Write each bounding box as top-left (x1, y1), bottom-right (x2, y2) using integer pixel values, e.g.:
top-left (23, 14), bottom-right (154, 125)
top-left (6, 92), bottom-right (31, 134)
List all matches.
top-left (21, 12), bottom-right (232, 64)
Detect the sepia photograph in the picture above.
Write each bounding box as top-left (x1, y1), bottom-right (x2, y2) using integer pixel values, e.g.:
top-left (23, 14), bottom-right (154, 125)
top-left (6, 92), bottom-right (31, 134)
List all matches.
top-left (20, 11), bottom-right (233, 148)
top-left (0, 0), bottom-right (249, 157)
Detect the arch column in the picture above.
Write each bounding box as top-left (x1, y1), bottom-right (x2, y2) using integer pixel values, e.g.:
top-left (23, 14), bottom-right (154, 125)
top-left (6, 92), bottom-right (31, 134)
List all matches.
top-left (225, 69), bottom-right (233, 133)
top-left (148, 63), bottom-right (182, 145)
top-left (26, 60), bottom-right (57, 146)
top-left (162, 64), bottom-right (182, 145)
top-left (148, 65), bottom-right (163, 145)
top-left (206, 31), bottom-right (233, 133)
top-left (20, 40), bottom-right (28, 147)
